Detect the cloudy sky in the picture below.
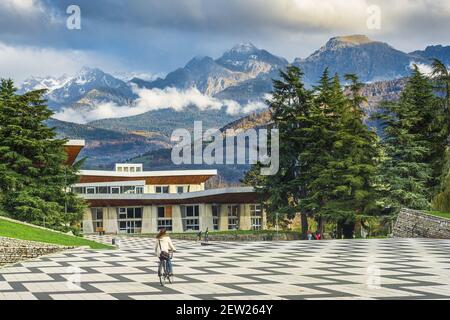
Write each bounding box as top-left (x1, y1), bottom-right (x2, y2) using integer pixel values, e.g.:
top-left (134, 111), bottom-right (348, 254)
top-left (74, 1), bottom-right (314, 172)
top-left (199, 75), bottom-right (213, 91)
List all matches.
top-left (1, 0), bottom-right (450, 83)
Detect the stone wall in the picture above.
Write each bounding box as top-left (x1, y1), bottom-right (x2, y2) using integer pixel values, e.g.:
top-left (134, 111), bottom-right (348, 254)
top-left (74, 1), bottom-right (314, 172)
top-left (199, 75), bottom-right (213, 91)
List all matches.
top-left (393, 208), bottom-right (450, 239)
top-left (0, 237), bottom-right (72, 267)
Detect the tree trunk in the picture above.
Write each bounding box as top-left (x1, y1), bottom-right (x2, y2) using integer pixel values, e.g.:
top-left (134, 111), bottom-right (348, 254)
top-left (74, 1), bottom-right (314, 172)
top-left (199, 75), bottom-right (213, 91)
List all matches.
top-left (342, 222), bottom-right (355, 239)
top-left (300, 212), bottom-right (309, 240)
top-left (317, 216), bottom-right (324, 234)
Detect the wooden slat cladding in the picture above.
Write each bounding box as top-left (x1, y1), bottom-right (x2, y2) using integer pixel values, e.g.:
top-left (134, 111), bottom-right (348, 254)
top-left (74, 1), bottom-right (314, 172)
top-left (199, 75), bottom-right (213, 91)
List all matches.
top-left (86, 192), bottom-right (260, 207)
top-left (64, 146), bottom-right (83, 165)
top-left (79, 175), bottom-right (214, 184)
top-left (165, 206), bottom-right (173, 218)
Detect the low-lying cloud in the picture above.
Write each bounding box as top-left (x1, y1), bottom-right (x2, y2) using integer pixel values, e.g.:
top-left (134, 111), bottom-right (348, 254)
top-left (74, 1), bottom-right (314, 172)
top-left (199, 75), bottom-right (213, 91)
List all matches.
top-left (53, 87), bottom-right (268, 124)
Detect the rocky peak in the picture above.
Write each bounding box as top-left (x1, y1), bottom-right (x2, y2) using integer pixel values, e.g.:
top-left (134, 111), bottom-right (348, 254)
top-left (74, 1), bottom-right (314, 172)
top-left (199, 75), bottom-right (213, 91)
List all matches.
top-left (324, 35), bottom-right (377, 51)
top-left (228, 42), bottom-right (258, 54)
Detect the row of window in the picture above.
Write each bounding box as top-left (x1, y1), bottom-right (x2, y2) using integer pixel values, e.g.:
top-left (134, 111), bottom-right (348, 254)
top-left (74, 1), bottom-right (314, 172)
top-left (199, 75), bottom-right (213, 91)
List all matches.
top-left (72, 185), bottom-right (190, 195)
top-left (72, 186), bottom-right (144, 195)
top-left (89, 204), bottom-right (262, 233)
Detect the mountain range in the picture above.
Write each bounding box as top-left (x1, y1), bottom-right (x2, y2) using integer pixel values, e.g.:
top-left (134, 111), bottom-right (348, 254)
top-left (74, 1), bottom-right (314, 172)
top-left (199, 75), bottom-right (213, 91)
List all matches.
top-left (17, 34), bottom-right (450, 178)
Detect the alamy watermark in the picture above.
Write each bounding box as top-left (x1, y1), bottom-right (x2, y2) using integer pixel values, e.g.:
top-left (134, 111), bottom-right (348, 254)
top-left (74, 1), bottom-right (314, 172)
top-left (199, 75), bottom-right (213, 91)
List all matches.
top-left (171, 121), bottom-right (279, 176)
top-left (66, 5), bottom-right (81, 30)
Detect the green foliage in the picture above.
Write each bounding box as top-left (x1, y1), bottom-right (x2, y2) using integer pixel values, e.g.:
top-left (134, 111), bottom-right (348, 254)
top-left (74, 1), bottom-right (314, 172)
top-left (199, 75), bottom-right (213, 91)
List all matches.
top-left (374, 66), bottom-right (447, 212)
top-left (244, 67), bottom-right (380, 238)
top-left (0, 79), bottom-right (86, 233)
top-left (430, 59), bottom-right (450, 211)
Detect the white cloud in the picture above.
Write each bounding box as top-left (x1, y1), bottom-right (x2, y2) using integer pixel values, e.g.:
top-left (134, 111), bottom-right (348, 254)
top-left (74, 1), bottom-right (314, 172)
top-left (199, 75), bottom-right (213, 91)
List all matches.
top-left (410, 61), bottom-right (434, 76)
top-left (1, 0), bottom-right (41, 13)
top-left (0, 42), bottom-right (124, 83)
top-left (53, 87), bottom-right (268, 124)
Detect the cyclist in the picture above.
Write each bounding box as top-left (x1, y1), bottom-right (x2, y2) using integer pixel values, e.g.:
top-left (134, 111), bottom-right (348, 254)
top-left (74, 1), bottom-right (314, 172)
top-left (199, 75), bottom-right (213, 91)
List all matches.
top-left (155, 228), bottom-right (176, 275)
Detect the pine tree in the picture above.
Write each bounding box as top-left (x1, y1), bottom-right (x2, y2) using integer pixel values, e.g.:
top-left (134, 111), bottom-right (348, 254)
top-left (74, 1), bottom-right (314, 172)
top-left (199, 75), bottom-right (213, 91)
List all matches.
top-left (307, 73), bottom-right (379, 238)
top-left (374, 66), bottom-right (442, 211)
top-left (0, 79), bottom-right (86, 233)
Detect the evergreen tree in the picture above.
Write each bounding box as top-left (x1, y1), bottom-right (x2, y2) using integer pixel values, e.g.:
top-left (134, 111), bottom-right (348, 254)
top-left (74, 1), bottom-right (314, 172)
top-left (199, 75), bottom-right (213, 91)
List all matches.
top-left (244, 67), bottom-right (380, 239)
top-left (430, 59), bottom-right (450, 211)
top-left (244, 66), bottom-right (318, 238)
top-left (307, 73), bottom-right (379, 238)
top-left (0, 79), bottom-right (86, 233)
top-left (373, 66), bottom-right (443, 211)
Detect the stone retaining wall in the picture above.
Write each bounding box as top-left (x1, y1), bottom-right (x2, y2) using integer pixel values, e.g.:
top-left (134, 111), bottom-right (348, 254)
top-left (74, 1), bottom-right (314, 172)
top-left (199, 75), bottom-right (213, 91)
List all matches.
top-left (393, 208), bottom-right (450, 239)
top-left (0, 237), bottom-right (72, 267)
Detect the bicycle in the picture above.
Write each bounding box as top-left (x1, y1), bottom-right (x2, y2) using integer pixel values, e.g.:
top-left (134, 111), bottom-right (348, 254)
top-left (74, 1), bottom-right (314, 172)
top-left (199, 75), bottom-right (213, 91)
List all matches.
top-left (157, 251), bottom-right (174, 286)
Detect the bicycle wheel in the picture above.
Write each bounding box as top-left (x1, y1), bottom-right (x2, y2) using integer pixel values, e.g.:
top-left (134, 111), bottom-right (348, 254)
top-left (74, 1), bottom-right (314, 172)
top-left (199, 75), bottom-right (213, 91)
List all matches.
top-left (158, 261), bottom-right (166, 286)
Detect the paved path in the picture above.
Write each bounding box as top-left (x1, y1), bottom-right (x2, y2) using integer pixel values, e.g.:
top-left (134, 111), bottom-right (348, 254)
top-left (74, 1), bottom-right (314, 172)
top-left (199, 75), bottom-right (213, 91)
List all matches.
top-left (1, 236), bottom-right (449, 300)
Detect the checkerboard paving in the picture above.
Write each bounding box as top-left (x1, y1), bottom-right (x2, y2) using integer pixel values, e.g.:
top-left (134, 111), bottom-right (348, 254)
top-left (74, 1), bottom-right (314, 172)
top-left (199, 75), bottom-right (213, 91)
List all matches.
top-left (1, 235), bottom-right (450, 300)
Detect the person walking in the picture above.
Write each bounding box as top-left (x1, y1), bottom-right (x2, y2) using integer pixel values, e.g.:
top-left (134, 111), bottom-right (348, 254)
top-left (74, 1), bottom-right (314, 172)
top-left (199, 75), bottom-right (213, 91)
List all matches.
top-left (154, 228), bottom-right (176, 275)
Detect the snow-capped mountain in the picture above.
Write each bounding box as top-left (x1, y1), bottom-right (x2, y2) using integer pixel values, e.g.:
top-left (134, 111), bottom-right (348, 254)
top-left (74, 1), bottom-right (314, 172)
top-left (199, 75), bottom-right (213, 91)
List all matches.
top-left (47, 67), bottom-right (134, 106)
top-left (216, 42), bottom-right (288, 76)
top-left (18, 74), bottom-right (71, 94)
top-left (131, 43), bottom-right (288, 96)
top-left (20, 67), bottom-right (135, 110)
top-left (19, 35), bottom-right (449, 120)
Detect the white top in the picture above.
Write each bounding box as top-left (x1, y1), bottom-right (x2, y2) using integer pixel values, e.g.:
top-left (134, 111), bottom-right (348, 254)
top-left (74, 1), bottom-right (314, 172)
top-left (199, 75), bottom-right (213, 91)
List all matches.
top-left (154, 236), bottom-right (176, 257)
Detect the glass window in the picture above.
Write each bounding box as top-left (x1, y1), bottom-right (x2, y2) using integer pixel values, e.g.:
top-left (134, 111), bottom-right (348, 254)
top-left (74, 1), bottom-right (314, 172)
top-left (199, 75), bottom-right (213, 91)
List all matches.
top-left (157, 207), bottom-right (165, 218)
top-left (177, 186), bottom-right (184, 193)
top-left (96, 186), bottom-right (108, 194)
top-left (91, 208), bottom-right (103, 230)
top-left (135, 207), bottom-right (142, 219)
top-left (227, 205), bottom-right (239, 230)
top-left (181, 205), bottom-right (200, 231)
top-left (156, 186), bottom-right (169, 194)
top-left (86, 187), bottom-right (95, 194)
top-left (135, 186), bottom-right (144, 194)
top-left (212, 205), bottom-right (220, 230)
top-left (157, 219), bottom-right (172, 231)
top-left (117, 207), bottom-right (143, 234)
top-left (111, 187), bottom-right (120, 194)
top-left (250, 204), bottom-right (262, 217)
top-left (127, 208), bottom-right (134, 219)
top-left (251, 218), bottom-right (262, 230)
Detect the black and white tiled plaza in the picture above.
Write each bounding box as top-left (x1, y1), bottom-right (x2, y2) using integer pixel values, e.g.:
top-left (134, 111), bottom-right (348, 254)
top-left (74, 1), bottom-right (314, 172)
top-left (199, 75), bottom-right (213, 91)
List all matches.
top-left (1, 236), bottom-right (449, 300)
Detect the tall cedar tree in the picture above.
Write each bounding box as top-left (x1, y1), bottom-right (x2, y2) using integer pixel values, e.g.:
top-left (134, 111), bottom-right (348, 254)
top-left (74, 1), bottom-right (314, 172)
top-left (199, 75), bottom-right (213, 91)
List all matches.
top-left (244, 66), bottom-right (317, 238)
top-left (244, 67), bottom-right (379, 239)
top-left (307, 72), bottom-right (379, 238)
top-left (430, 59), bottom-right (450, 211)
top-left (374, 66), bottom-right (444, 211)
top-left (0, 79), bottom-right (86, 233)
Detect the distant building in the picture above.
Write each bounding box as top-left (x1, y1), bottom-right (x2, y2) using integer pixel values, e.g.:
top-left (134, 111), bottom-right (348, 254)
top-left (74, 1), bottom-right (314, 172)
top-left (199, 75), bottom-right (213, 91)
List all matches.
top-left (65, 141), bottom-right (266, 234)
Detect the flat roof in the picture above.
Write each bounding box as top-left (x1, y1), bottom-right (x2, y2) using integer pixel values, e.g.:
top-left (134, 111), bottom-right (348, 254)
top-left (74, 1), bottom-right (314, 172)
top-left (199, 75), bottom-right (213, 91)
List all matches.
top-left (80, 187), bottom-right (260, 205)
top-left (64, 139), bottom-right (86, 147)
top-left (79, 169), bottom-right (218, 177)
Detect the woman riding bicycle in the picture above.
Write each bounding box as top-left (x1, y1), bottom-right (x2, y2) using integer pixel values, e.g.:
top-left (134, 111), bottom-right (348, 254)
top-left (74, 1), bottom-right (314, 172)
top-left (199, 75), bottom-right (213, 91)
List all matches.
top-left (155, 228), bottom-right (176, 276)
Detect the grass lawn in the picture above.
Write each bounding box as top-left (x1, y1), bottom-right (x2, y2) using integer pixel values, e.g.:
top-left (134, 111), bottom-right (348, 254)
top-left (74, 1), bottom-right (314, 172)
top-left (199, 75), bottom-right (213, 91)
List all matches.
top-left (0, 218), bottom-right (113, 249)
top-left (426, 211), bottom-right (450, 220)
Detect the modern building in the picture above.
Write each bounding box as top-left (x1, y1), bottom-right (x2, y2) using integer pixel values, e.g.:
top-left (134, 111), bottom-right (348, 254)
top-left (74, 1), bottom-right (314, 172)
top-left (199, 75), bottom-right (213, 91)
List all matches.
top-left (65, 141), bottom-right (266, 234)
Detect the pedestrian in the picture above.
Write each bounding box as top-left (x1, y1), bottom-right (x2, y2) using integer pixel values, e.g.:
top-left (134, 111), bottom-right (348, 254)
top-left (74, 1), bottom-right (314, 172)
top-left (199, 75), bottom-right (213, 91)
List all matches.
top-left (314, 231), bottom-right (321, 240)
top-left (154, 228), bottom-right (176, 276)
